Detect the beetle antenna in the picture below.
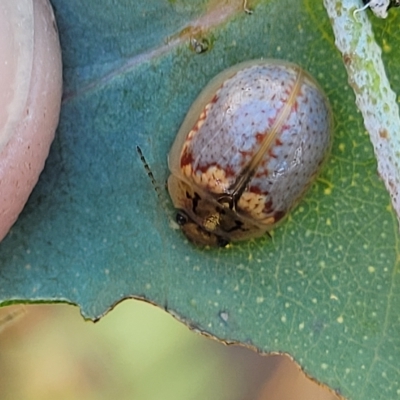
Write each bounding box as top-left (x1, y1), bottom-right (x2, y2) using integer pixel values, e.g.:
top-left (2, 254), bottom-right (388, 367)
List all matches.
top-left (136, 145), bottom-right (176, 220)
top-left (136, 145), bottom-right (173, 306)
top-left (136, 146), bottom-right (164, 201)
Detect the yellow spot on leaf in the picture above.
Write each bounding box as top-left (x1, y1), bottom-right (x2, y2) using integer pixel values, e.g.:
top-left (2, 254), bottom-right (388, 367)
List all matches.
top-left (256, 297), bottom-right (264, 304)
top-left (382, 39), bottom-right (391, 53)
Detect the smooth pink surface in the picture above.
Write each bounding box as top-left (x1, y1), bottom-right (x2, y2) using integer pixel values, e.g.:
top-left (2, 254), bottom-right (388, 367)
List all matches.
top-left (0, 0), bottom-right (62, 241)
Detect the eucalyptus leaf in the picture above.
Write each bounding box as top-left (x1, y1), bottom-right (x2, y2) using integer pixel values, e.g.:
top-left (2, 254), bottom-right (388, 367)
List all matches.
top-left (1, 1), bottom-right (399, 399)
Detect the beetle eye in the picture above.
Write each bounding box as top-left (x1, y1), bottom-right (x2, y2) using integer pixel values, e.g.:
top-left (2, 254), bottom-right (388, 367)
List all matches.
top-left (176, 211), bottom-right (188, 226)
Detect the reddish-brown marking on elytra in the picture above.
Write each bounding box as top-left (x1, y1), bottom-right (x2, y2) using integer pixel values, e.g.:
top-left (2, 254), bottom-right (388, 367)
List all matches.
top-left (254, 167), bottom-right (270, 178)
top-left (190, 124), bottom-right (199, 135)
top-left (263, 199), bottom-right (273, 212)
top-left (249, 185), bottom-right (262, 194)
top-left (254, 172), bottom-right (267, 181)
top-left (197, 163), bottom-right (212, 173)
top-left (224, 165), bottom-right (236, 178)
top-left (239, 149), bottom-right (253, 158)
top-left (188, 107), bottom-right (209, 137)
top-left (268, 148), bottom-right (277, 158)
top-left (210, 94), bottom-right (219, 104)
top-left (180, 148), bottom-right (194, 167)
top-left (198, 109), bottom-right (208, 122)
top-left (255, 132), bottom-right (265, 143)
top-left (275, 138), bottom-right (283, 146)
top-left (292, 101), bottom-right (299, 112)
top-left (190, 118), bottom-right (204, 136)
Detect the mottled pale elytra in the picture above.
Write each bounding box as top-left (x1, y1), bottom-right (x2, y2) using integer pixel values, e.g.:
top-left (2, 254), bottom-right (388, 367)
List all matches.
top-left (168, 60), bottom-right (333, 247)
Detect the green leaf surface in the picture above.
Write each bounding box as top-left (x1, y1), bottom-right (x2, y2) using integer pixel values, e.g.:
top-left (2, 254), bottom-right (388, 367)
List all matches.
top-left (1, 0), bottom-right (400, 398)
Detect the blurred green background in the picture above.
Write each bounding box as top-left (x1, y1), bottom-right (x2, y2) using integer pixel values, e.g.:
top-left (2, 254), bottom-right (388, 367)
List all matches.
top-left (0, 301), bottom-right (339, 400)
